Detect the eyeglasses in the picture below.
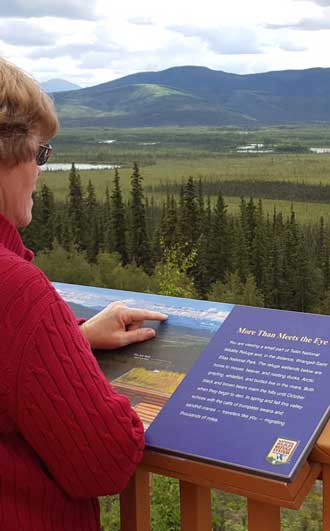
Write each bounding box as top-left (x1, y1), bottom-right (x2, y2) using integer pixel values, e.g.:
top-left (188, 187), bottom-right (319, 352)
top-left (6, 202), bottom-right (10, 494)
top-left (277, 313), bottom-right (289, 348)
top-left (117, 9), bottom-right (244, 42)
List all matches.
top-left (36, 143), bottom-right (52, 166)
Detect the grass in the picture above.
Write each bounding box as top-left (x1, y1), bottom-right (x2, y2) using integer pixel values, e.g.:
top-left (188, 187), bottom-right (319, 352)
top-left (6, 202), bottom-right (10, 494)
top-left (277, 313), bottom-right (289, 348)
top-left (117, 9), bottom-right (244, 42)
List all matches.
top-left (38, 157), bottom-right (330, 224)
top-left (38, 124), bottom-right (330, 223)
top-left (40, 154), bottom-right (330, 193)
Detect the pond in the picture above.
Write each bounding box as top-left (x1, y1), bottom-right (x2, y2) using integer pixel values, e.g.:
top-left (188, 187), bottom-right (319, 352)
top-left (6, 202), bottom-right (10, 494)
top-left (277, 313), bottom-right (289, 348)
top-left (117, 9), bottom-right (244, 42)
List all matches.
top-left (236, 143), bottom-right (274, 153)
top-left (43, 163), bottom-right (120, 171)
top-left (310, 148), bottom-right (330, 154)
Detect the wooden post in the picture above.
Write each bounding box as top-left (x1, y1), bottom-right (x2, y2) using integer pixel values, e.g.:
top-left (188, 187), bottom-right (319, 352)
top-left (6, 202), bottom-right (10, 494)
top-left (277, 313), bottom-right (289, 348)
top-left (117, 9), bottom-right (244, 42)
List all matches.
top-left (120, 468), bottom-right (151, 531)
top-left (248, 499), bottom-right (281, 531)
top-left (323, 465), bottom-right (330, 531)
top-left (179, 480), bottom-right (212, 531)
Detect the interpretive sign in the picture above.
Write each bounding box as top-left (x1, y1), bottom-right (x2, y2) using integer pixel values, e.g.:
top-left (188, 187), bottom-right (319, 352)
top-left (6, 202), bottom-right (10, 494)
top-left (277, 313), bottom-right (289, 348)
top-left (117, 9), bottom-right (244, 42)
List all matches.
top-left (146, 305), bottom-right (330, 481)
top-left (55, 282), bottom-right (330, 481)
top-left (54, 282), bottom-right (233, 426)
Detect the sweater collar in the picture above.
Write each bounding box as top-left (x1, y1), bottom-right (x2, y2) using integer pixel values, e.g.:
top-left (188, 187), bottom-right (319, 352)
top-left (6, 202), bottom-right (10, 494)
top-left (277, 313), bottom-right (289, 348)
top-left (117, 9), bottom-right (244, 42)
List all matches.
top-left (0, 213), bottom-right (34, 262)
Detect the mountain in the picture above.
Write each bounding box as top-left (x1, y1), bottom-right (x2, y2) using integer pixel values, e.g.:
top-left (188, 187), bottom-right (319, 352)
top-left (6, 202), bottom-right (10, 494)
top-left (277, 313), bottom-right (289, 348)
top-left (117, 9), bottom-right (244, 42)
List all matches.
top-left (41, 79), bottom-right (81, 93)
top-left (52, 66), bottom-right (330, 127)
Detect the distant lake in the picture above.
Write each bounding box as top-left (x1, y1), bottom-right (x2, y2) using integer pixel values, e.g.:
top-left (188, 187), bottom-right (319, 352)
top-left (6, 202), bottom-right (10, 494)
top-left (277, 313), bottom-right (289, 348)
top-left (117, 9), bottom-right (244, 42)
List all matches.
top-left (310, 148), bottom-right (330, 154)
top-left (43, 163), bottom-right (120, 171)
top-left (237, 143), bottom-right (274, 154)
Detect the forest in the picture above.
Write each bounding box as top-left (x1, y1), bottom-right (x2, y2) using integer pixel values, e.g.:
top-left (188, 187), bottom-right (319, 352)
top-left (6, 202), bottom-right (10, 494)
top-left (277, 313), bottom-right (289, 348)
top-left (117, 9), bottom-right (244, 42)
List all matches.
top-left (22, 162), bottom-right (330, 316)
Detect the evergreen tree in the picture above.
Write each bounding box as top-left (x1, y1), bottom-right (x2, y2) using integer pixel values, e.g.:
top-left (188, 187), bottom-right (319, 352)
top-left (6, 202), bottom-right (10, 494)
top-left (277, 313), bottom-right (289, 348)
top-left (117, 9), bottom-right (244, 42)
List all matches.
top-left (176, 185), bottom-right (185, 247)
top-left (281, 210), bottom-right (300, 309)
top-left (261, 215), bottom-right (276, 307)
top-left (251, 200), bottom-right (267, 288)
top-left (68, 163), bottom-right (86, 251)
top-left (145, 195), bottom-right (159, 240)
top-left (128, 162), bottom-right (151, 272)
top-left (100, 185), bottom-right (111, 252)
top-left (232, 216), bottom-right (250, 282)
top-left (85, 179), bottom-right (100, 262)
top-left (159, 194), bottom-right (178, 250)
top-left (265, 209), bottom-right (287, 308)
top-left (179, 177), bottom-right (200, 253)
top-left (192, 195), bottom-right (212, 296)
top-left (268, 238), bottom-right (283, 308)
top-left (208, 192), bottom-right (230, 285)
top-left (197, 178), bottom-right (205, 232)
top-left (39, 183), bottom-right (55, 250)
top-left (110, 168), bottom-right (128, 264)
top-left (60, 214), bottom-right (73, 251)
top-left (240, 197), bottom-right (257, 270)
top-left (294, 234), bottom-right (323, 312)
top-left (317, 217), bottom-right (330, 289)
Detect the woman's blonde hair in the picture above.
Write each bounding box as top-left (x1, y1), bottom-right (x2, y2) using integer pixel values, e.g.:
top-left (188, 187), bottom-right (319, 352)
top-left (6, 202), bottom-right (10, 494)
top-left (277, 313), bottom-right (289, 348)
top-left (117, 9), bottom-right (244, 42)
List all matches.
top-left (0, 57), bottom-right (59, 166)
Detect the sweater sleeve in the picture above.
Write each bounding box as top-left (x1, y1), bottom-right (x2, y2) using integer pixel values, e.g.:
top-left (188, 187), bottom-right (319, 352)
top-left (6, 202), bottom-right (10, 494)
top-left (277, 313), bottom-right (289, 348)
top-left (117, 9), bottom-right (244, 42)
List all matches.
top-left (13, 291), bottom-right (145, 499)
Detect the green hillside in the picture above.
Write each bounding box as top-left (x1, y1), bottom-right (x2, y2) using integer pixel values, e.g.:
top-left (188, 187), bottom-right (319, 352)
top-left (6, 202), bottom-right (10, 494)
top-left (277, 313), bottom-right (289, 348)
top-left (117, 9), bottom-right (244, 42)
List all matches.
top-left (53, 66), bottom-right (330, 127)
top-left (55, 80), bottom-right (253, 127)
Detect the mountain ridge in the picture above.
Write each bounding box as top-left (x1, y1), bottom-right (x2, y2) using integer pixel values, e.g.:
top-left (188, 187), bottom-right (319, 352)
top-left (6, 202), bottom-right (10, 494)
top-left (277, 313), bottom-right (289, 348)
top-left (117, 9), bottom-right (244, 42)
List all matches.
top-left (52, 65), bottom-right (330, 127)
top-left (41, 78), bottom-right (81, 93)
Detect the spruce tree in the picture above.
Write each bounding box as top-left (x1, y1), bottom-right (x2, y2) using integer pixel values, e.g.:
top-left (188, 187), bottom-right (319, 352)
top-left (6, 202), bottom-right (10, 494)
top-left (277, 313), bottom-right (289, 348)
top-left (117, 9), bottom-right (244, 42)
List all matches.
top-left (265, 209), bottom-right (287, 308)
top-left (85, 179), bottom-right (99, 262)
top-left (251, 200), bottom-right (267, 288)
top-left (191, 196), bottom-right (212, 296)
top-left (176, 185), bottom-right (185, 247)
top-left (197, 178), bottom-right (205, 232)
top-left (110, 168), bottom-right (128, 264)
top-left (281, 210), bottom-right (316, 311)
top-left (102, 185), bottom-right (111, 252)
top-left (181, 177), bottom-right (200, 250)
top-left (40, 183), bottom-right (55, 250)
top-left (261, 215), bottom-right (274, 306)
top-left (208, 192), bottom-right (230, 285)
top-left (232, 216), bottom-right (250, 282)
top-left (244, 197), bottom-right (257, 269)
top-left (159, 194), bottom-right (178, 250)
top-left (128, 162), bottom-right (151, 272)
top-left (68, 163), bottom-right (86, 251)
top-left (317, 217), bottom-right (330, 289)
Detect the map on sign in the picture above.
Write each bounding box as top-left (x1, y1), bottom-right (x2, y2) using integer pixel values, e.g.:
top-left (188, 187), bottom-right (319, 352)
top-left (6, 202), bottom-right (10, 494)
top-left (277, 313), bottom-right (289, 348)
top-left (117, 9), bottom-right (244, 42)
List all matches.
top-left (54, 282), bottom-right (233, 426)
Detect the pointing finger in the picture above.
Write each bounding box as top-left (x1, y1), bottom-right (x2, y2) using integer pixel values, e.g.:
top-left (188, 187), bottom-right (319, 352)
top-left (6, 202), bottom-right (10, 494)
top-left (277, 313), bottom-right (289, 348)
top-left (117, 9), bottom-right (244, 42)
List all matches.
top-left (126, 308), bottom-right (168, 322)
top-left (120, 327), bottom-right (156, 347)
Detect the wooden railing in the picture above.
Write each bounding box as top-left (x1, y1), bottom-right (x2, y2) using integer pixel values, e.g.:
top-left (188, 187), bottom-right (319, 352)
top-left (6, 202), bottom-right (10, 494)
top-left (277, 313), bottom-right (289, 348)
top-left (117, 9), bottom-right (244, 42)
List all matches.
top-left (119, 421), bottom-right (330, 531)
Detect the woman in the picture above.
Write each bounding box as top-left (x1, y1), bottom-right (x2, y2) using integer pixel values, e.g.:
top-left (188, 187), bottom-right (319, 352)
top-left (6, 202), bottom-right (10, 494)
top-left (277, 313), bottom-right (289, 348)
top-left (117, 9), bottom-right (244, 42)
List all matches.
top-left (0, 58), bottom-right (167, 531)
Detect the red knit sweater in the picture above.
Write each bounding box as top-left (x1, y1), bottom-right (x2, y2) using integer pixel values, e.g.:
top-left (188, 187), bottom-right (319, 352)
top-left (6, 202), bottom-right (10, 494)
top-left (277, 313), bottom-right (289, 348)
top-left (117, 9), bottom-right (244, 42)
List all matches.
top-left (0, 213), bottom-right (144, 531)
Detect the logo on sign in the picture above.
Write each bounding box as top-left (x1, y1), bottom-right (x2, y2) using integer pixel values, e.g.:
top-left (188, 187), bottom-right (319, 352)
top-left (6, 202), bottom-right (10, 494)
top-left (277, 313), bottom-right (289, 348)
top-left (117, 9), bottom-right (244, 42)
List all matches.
top-left (266, 438), bottom-right (299, 465)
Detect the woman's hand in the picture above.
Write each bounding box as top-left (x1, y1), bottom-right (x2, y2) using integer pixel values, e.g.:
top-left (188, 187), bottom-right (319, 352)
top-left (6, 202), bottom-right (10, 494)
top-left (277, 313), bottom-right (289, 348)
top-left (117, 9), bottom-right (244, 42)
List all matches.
top-left (79, 301), bottom-right (168, 350)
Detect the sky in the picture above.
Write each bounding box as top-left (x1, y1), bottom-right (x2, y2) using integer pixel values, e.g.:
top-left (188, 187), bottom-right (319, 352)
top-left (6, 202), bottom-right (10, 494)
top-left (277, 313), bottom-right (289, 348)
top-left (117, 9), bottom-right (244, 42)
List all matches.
top-left (0, 0), bottom-right (330, 87)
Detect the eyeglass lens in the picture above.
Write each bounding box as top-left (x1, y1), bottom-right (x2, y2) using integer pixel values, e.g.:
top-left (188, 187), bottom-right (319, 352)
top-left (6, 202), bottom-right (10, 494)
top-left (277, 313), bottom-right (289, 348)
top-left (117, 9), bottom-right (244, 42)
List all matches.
top-left (37, 144), bottom-right (52, 166)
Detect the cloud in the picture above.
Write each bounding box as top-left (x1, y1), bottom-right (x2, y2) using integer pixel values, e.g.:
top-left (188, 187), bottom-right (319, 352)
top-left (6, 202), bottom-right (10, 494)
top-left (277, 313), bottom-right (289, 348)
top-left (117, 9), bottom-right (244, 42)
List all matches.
top-left (78, 51), bottom-right (121, 69)
top-left (0, 0), bottom-right (96, 20)
top-left (266, 16), bottom-right (330, 30)
top-left (277, 40), bottom-right (308, 51)
top-left (128, 16), bottom-right (154, 26)
top-left (306, 0), bottom-right (330, 5)
top-left (168, 25), bottom-right (263, 54)
top-left (0, 20), bottom-right (55, 46)
top-left (28, 42), bottom-right (117, 60)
